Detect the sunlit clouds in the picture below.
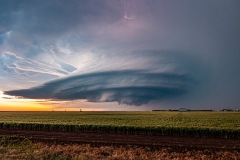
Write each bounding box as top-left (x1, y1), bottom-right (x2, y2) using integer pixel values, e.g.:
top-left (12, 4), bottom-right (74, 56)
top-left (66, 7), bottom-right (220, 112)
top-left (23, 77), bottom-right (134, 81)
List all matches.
top-left (1, 0), bottom-right (240, 111)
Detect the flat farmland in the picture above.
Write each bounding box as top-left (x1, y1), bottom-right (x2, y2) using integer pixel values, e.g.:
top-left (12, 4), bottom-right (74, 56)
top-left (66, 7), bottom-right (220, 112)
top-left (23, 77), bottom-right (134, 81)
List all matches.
top-left (0, 111), bottom-right (240, 138)
top-left (1, 111), bottom-right (240, 159)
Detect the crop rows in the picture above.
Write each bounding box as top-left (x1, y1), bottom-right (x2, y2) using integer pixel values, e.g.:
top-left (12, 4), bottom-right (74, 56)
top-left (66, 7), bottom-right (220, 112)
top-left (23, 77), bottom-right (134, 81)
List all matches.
top-left (0, 122), bottom-right (240, 139)
top-left (0, 111), bottom-right (239, 138)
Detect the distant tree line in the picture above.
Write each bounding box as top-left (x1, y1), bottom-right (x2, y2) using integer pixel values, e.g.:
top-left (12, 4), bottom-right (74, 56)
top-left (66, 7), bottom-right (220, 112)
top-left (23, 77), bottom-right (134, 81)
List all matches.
top-left (152, 109), bottom-right (239, 112)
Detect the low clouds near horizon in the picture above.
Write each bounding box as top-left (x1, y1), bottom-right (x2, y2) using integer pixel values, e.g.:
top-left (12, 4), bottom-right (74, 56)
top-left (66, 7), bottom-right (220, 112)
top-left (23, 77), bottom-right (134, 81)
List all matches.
top-left (5, 70), bottom-right (196, 106)
top-left (1, 0), bottom-right (240, 110)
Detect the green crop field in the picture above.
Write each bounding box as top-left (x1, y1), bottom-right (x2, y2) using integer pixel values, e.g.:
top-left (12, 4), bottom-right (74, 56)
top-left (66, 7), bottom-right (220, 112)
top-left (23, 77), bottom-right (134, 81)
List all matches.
top-left (0, 111), bottom-right (240, 138)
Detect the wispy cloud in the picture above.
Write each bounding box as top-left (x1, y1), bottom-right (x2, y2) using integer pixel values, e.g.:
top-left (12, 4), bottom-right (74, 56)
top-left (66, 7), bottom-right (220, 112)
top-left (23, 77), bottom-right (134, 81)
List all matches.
top-left (0, 52), bottom-right (76, 77)
top-left (1, 0), bottom-right (240, 109)
top-left (0, 51), bottom-right (77, 90)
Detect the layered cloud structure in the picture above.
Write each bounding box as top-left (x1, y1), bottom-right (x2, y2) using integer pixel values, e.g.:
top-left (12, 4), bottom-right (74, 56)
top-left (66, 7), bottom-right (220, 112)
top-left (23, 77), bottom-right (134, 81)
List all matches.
top-left (1, 0), bottom-right (240, 109)
top-left (5, 70), bottom-right (196, 106)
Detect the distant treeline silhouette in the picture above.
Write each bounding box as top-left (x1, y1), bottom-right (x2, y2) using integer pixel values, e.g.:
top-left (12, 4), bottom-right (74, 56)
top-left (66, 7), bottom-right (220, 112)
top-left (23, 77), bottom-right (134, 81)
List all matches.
top-left (152, 110), bottom-right (213, 112)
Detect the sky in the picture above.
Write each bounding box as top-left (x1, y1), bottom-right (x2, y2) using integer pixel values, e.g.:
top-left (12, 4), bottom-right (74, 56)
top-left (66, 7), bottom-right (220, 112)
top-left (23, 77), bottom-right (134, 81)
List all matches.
top-left (0, 0), bottom-right (240, 111)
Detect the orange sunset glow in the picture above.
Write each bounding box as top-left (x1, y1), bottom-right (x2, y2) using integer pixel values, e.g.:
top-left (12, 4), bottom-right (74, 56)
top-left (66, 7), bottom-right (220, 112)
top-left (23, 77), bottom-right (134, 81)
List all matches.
top-left (0, 0), bottom-right (239, 112)
top-left (0, 91), bottom-right (50, 111)
top-left (0, 91), bottom-right (107, 111)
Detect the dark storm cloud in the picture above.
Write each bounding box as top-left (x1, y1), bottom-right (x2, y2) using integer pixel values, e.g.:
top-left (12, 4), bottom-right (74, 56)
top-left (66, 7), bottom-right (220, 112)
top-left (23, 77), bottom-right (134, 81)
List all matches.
top-left (0, 1), bottom-right (22, 31)
top-left (0, 0), bottom-right (122, 36)
top-left (5, 70), bottom-right (196, 106)
top-left (0, 0), bottom-right (123, 59)
top-left (1, 0), bottom-right (240, 109)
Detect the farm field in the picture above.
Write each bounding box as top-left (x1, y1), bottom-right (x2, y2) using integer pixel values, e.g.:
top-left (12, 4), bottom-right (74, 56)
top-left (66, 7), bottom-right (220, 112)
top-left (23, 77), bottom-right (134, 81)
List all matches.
top-left (0, 111), bottom-right (240, 138)
top-left (0, 135), bottom-right (239, 160)
top-left (1, 111), bottom-right (240, 159)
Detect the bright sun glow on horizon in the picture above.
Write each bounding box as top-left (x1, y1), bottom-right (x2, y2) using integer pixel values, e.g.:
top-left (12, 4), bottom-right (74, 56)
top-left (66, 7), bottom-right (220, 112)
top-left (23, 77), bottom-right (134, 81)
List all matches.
top-left (0, 91), bottom-right (106, 111)
top-left (0, 90), bottom-right (54, 111)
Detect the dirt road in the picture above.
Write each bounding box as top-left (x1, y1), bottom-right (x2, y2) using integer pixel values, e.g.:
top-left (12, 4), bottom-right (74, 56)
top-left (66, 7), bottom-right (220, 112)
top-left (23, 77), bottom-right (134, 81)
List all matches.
top-left (1, 128), bottom-right (240, 150)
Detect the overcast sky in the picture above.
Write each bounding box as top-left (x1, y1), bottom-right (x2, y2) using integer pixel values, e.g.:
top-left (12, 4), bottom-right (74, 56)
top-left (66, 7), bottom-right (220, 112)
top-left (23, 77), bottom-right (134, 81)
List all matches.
top-left (1, 0), bottom-right (240, 110)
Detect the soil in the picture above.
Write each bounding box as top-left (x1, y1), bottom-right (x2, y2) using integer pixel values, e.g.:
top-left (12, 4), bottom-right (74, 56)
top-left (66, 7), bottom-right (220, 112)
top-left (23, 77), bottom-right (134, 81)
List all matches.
top-left (1, 128), bottom-right (240, 150)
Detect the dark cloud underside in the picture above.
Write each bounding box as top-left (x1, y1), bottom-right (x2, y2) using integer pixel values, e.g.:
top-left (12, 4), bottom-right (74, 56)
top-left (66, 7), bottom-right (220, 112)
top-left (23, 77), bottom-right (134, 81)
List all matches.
top-left (5, 70), bottom-right (196, 106)
top-left (1, 0), bottom-right (240, 109)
